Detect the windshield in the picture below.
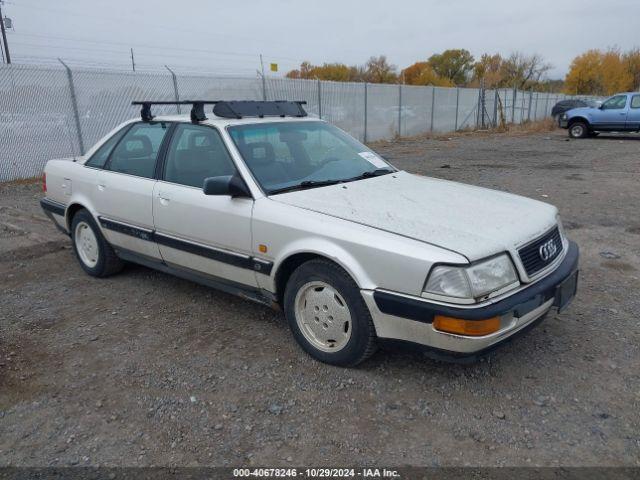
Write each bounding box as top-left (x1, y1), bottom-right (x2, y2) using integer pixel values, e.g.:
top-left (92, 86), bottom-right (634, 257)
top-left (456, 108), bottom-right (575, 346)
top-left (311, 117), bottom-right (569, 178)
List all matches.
top-left (227, 121), bottom-right (394, 194)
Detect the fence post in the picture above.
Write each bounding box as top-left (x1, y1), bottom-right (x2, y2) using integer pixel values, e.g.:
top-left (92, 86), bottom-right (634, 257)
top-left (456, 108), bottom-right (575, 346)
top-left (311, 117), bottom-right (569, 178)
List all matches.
top-left (527, 88), bottom-right (533, 121)
top-left (317, 79), bottom-right (322, 119)
top-left (398, 83), bottom-right (402, 137)
top-left (165, 65), bottom-right (180, 113)
top-left (363, 82), bottom-right (368, 143)
top-left (511, 84), bottom-right (517, 123)
top-left (58, 58), bottom-right (85, 155)
top-left (544, 92), bottom-right (550, 118)
top-left (534, 93), bottom-right (539, 121)
top-left (493, 90), bottom-right (498, 127)
top-left (454, 87), bottom-right (459, 131)
top-left (430, 86), bottom-right (435, 132)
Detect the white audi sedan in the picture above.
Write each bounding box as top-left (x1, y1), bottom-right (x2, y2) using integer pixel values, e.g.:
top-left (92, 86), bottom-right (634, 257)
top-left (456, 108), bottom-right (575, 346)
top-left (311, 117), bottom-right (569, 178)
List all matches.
top-left (40, 100), bottom-right (579, 366)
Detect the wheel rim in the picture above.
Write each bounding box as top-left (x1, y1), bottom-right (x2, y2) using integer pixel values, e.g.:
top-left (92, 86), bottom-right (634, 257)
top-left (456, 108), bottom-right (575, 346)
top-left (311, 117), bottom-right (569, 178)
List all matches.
top-left (294, 281), bottom-right (352, 353)
top-left (74, 221), bottom-right (99, 268)
top-left (571, 125), bottom-right (584, 137)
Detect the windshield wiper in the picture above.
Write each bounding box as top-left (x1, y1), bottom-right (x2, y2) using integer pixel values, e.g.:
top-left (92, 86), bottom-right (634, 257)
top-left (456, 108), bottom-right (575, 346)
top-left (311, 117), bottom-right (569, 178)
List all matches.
top-left (344, 168), bottom-right (394, 183)
top-left (268, 179), bottom-right (343, 195)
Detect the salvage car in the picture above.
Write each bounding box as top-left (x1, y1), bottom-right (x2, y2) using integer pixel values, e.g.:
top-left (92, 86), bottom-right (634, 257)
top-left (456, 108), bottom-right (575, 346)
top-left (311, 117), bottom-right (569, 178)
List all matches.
top-left (560, 92), bottom-right (640, 138)
top-left (40, 100), bottom-right (579, 366)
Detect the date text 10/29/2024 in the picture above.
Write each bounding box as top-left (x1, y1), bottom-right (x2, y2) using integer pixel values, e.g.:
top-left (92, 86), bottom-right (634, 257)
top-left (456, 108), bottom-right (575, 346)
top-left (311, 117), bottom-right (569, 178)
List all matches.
top-left (233, 468), bottom-right (401, 478)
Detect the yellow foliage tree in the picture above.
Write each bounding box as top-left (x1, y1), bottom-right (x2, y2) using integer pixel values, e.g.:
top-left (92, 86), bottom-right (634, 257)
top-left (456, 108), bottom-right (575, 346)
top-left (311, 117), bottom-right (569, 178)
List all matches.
top-left (401, 62), bottom-right (453, 87)
top-left (565, 49), bottom-right (634, 95)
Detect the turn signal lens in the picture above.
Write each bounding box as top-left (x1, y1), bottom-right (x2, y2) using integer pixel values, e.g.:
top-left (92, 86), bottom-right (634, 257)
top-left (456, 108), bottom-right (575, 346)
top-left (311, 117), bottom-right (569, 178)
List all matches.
top-left (42, 173), bottom-right (47, 193)
top-left (433, 315), bottom-right (500, 337)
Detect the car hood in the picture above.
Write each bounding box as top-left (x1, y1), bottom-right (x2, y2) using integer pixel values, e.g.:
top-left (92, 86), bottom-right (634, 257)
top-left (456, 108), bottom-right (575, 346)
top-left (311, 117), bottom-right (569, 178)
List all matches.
top-left (272, 171), bottom-right (558, 261)
top-left (567, 106), bottom-right (595, 116)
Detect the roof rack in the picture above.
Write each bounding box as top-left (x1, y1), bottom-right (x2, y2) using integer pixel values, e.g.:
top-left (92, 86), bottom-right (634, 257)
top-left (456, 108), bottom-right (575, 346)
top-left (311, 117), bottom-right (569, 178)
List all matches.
top-left (131, 100), bottom-right (308, 123)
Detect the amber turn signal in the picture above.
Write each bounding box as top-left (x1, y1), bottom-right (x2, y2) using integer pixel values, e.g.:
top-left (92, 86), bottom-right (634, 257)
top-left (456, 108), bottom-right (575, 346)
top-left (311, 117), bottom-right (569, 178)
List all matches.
top-left (433, 315), bottom-right (500, 336)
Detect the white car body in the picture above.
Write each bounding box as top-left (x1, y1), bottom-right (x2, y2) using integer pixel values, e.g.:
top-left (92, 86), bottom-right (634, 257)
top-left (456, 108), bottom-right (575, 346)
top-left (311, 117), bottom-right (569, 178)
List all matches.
top-left (41, 104), bottom-right (579, 363)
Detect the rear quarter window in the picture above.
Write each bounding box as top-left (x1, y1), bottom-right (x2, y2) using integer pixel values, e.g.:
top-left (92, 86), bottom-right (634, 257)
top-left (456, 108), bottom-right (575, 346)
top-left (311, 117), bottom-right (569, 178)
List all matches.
top-left (85, 126), bottom-right (130, 168)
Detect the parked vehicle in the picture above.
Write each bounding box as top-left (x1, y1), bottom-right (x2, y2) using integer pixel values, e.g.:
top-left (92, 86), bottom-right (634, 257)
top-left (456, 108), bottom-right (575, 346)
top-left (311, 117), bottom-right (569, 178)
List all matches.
top-left (40, 100), bottom-right (579, 366)
top-left (551, 99), bottom-right (599, 120)
top-left (560, 92), bottom-right (640, 138)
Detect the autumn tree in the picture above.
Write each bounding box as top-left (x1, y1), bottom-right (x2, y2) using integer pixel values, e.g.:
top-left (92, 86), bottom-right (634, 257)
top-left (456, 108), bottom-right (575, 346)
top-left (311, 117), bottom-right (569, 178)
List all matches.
top-left (472, 53), bottom-right (503, 88)
top-left (564, 48), bottom-right (634, 95)
top-left (401, 61), bottom-right (452, 87)
top-left (499, 52), bottom-right (551, 89)
top-left (286, 56), bottom-right (396, 83)
top-left (286, 62), bottom-right (365, 82)
top-left (427, 49), bottom-right (475, 85)
top-left (364, 55), bottom-right (398, 83)
top-left (623, 48), bottom-right (640, 91)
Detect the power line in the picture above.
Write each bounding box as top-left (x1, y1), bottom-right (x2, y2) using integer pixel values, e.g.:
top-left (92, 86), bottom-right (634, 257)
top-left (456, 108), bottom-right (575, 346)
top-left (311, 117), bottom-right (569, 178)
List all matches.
top-left (11, 31), bottom-right (304, 63)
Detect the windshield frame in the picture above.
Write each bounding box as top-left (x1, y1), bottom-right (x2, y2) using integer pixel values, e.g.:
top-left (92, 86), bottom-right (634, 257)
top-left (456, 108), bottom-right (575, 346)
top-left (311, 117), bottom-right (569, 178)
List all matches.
top-left (226, 120), bottom-right (395, 196)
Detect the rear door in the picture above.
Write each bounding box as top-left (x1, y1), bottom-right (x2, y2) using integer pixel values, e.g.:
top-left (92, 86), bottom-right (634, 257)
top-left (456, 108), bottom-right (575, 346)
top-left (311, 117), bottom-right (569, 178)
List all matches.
top-left (93, 121), bottom-right (172, 259)
top-left (152, 123), bottom-right (257, 287)
top-left (626, 94), bottom-right (640, 130)
top-left (592, 95), bottom-right (629, 130)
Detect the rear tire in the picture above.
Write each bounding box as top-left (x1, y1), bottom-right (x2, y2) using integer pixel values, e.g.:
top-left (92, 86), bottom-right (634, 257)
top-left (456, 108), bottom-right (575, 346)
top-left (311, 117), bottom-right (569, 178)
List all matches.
top-left (283, 259), bottom-right (377, 367)
top-left (568, 121), bottom-right (589, 139)
top-left (71, 209), bottom-right (124, 277)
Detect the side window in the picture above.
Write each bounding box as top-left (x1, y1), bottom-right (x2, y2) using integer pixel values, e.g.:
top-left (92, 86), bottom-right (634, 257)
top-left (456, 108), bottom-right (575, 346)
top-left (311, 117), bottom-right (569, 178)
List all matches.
top-left (164, 124), bottom-right (237, 188)
top-left (107, 122), bottom-right (171, 178)
top-left (85, 126), bottom-right (129, 168)
top-left (631, 96), bottom-right (640, 109)
top-left (601, 95), bottom-right (628, 110)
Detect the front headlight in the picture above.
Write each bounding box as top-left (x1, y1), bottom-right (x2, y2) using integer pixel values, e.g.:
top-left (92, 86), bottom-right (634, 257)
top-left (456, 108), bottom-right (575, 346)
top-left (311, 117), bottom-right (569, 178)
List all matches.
top-left (424, 254), bottom-right (519, 301)
top-left (561, 113), bottom-right (568, 120)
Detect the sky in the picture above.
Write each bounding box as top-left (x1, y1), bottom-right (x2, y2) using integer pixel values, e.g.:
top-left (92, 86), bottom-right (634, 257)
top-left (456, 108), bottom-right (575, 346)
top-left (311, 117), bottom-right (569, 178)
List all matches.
top-left (1, 0), bottom-right (638, 78)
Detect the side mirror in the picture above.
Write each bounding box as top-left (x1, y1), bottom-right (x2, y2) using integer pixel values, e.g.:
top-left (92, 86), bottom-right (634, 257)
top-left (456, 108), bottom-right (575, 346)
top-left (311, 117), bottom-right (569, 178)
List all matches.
top-left (203, 175), bottom-right (251, 198)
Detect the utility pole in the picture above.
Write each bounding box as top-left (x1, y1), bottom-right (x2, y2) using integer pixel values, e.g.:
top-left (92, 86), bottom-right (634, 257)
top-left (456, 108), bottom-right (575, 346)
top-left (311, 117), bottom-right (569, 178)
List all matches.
top-left (130, 48), bottom-right (135, 72)
top-left (0, 1), bottom-right (11, 64)
top-left (259, 54), bottom-right (266, 101)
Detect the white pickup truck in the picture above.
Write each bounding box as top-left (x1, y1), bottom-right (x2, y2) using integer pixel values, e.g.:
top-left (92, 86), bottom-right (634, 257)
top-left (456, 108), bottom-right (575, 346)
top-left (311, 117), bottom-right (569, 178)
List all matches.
top-left (40, 100), bottom-right (579, 366)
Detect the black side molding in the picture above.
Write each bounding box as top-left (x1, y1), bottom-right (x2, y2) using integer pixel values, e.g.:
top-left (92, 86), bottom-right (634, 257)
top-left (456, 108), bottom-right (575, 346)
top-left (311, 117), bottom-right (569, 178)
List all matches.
top-left (99, 216), bottom-right (273, 276)
top-left (374, 241), bottom-right (579, 323)
top-left (98, 217), bottom-right (153, 241)
top-left (40, 198), bottom-right (66, 216)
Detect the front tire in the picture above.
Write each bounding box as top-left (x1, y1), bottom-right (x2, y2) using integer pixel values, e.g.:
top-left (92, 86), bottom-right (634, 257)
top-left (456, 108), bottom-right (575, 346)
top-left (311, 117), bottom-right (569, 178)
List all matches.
top-left (71, 209), bottom-right (124, 277)
top-left (568, 121), bottom-right (589, 139)
top-left (284, 259), bottom-right (377, 367)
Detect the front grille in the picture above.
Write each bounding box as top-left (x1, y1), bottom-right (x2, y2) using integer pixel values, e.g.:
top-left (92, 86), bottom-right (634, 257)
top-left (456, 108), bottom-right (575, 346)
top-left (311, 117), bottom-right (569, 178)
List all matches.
top-left (518, 226), bottom-right (563, 277)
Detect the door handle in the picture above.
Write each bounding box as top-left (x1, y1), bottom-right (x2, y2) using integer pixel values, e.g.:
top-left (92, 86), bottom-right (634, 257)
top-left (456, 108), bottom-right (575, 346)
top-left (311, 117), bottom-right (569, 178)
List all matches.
top-left (157, 193), bottom-right (170, 205)
top-left (97, 184), bottom-right (106, 191)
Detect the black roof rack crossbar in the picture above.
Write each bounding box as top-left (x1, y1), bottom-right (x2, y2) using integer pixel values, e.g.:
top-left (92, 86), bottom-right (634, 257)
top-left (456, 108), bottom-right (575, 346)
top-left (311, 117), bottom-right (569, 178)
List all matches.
top-left (132, 100), bottom-right (221, 123)
top-left (132, 100), bottom-right (308, 122)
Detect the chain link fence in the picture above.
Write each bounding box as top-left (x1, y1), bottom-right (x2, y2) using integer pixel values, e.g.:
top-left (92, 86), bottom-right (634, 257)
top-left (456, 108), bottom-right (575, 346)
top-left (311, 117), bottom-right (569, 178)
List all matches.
top-left (0, 63), bottom-right (595, 182)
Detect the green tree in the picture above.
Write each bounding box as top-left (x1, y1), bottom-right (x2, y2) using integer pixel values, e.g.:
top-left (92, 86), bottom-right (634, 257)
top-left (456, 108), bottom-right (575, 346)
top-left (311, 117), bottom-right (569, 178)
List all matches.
top-left (427, 49), bottom-right (475, 85)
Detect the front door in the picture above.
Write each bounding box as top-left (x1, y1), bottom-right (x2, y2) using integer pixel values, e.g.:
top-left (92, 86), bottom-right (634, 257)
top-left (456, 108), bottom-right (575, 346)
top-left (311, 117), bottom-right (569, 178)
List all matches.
top-left (152, 123), bottom-right (257, 287)
top-left (626, 94), bottom-right (640, 130)
top-left (94, 121), bottom-right (172, 259)
top-left (592, 95), bottom-right (629, 130)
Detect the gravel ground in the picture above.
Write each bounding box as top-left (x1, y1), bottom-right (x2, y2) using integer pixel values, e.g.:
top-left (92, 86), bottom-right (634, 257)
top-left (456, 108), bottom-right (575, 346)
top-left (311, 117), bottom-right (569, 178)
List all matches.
top-left (1, 129), bottom-right (639, 468)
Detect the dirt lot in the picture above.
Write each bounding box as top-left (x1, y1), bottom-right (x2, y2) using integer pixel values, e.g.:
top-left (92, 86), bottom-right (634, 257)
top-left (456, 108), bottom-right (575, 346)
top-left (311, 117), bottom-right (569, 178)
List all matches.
top-left (1, 129), bottom-right (639, 468)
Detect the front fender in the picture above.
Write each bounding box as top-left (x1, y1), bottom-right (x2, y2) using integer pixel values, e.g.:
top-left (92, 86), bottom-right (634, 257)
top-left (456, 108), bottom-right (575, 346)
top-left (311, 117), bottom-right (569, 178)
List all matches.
top-left (268, 237), bottom-right (375, 292)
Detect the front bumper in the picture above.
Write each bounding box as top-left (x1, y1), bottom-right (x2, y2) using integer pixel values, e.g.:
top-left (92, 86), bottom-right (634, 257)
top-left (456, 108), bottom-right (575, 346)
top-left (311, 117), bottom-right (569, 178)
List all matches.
top-left (559, 118), bottom-right (569, 128)
top-left (362, 241), bottom-right (579, 360)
